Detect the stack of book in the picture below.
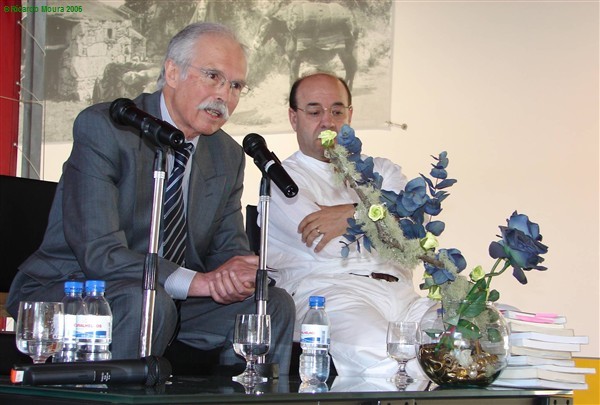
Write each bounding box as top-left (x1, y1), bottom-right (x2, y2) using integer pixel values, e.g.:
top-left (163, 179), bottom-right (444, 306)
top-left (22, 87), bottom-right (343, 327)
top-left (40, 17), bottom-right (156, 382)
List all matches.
top-left (0, 294), bottom-right (15, 332)
top-left (492, 310), bottom-right (595, 390)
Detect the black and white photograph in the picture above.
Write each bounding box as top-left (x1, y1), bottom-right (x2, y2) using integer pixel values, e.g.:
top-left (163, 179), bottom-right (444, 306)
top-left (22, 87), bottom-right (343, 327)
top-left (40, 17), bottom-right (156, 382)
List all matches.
top-left (36, 0), bottom-right (393, 141)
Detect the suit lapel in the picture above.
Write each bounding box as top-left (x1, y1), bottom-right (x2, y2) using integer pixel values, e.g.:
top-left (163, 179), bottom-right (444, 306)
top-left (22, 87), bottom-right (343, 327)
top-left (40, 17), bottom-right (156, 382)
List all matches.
top-left (186, 136), bottom-right (226, 259)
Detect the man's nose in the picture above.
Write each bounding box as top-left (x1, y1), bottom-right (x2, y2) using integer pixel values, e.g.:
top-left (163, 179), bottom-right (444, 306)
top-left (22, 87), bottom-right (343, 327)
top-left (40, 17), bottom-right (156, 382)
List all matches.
top-left (320, 112), bottom-right (336, 129)
top-left (214, 82), bottom-right (233, 101)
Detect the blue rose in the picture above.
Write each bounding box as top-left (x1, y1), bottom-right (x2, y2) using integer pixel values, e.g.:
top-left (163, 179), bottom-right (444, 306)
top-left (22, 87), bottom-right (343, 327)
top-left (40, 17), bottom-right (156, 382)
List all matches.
top-left (338, 124), bottom-right (362, 157)
top-left (424, 248), bottom-right (467, 285)
top-left (488, 212), bottom-right (548, 284)
top-left (507, 211), bottom-right (542, 241)
top-left (441, 248), bottom-right (467, 272)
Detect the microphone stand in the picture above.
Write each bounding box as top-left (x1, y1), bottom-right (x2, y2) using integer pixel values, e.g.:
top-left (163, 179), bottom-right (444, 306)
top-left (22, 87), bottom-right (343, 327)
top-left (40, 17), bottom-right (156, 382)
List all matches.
top-left (255, 175), bottom-right (270, 317)
top-left (254, 174), bottom-right (276, 378)
top-left (139, 148), bottom-right (167, 358)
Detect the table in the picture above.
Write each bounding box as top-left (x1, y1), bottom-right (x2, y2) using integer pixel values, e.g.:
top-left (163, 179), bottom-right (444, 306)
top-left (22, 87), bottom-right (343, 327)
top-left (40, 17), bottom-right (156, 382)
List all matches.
top-left (0, 374), bottom-right (573, 405)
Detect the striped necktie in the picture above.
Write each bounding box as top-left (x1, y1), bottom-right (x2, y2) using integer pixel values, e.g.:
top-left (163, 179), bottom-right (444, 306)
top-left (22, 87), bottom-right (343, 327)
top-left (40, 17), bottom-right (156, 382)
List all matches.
top-left (162, 143), bottom-right (194, 266)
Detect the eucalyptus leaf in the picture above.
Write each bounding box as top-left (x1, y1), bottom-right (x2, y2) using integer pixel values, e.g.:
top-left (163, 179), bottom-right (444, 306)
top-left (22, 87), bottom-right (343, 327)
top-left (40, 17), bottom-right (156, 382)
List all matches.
top-left (344, 233), bottom-right (357, 242)
top-left (426, 220), bottom-right (446, 236)
top-left (420, 174), bottom-right (434, 190)
top-left (437, 193), bottom-right (450, 203)
top-left (487, 327), bottom-right (502, 343)
top-left (341, 245), bottom-right (350, 258)
top-left (445, 315), bottom-right (460, 326)
top-left (459, 298), bottom-right (486, 319)
top-left (437, 178), bottom-right (457, 189)
top-left (457, 319), bottom-right (481, 340)
top-left (439, 334), bottom-right (454, 351)
top-left (424, 328), bottom-right (443, 339)
top-left (488, 289), bottom-right (500, 302)
top-left (430, 168), bottom-right (448, 179)
top-left (363, 236), bottom-right (372, 252)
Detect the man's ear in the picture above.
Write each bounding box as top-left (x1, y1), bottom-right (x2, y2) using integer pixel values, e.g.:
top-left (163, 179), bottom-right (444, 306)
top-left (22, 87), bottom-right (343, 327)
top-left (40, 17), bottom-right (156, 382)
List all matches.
top-left (289, 108), bottom-right (298, 132)
top-left (347, 106), bottom-right (354, 125)
top-left (164, 59), bottom-right (180, 89)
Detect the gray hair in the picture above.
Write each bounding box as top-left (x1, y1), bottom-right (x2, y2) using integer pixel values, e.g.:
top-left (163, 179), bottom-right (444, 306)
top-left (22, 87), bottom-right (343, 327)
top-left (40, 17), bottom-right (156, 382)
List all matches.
top-left (156, 22), bottom-right (246, 90)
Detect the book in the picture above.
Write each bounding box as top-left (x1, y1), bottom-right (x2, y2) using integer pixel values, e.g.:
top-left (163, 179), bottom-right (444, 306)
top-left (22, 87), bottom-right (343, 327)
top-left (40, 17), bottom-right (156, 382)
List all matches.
top-left (499, 367), bottom-right (588, 383)
top-left (531, 364), bottom-right (596, 374)
top-left (510, 345), bottom-right (573, 359)
top-left (492, 377), bottom-right (588, 390)
top-left (508, 355), bottom-right (575, 367)
top-left (510, 332), bottom-right (588, 345)
top-left (508, 319), bottom-right (573, 335)
top-left (511, 338), bottom-right (580, 353)
top-left (501, 310), bottom-right (567, 324)
top-left (0, 315), bottom-right (14, 332)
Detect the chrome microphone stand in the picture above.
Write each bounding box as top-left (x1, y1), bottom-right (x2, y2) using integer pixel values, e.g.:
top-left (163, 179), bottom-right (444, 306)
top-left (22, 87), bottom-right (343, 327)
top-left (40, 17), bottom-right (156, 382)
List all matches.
top-left (255, 175), bottom-right (271, 316)
top-left (139, 148), bottom-right (167, 358)
top-left (254, 175), bottom-right (274, 376)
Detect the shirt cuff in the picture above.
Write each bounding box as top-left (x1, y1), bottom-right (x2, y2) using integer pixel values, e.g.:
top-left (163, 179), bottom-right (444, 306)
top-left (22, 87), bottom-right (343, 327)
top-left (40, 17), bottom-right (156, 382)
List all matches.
top-left (165, 267), bottom-right (197, 300)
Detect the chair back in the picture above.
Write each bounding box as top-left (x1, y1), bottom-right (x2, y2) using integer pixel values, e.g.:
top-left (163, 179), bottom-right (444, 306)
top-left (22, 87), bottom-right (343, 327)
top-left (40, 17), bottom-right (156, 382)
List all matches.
top-left (245, 204), bottom-right (260, 255)
top-left (0, 175), bottom-right (57, 292)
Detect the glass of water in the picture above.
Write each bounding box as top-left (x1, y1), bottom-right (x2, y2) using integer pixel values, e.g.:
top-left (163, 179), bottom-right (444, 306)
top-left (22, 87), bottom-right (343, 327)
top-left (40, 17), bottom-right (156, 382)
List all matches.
top-left (232, 313), bottom-right (271, 385)
top-left (16, 301), bottom-right (64, 364)
top-left (386, 321), bottom-right (418, 388)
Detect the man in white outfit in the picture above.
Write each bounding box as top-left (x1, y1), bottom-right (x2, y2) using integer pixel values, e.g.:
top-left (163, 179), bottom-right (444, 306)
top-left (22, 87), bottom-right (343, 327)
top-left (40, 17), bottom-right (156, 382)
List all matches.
top-left (263, 72), bottom-right (433, 377)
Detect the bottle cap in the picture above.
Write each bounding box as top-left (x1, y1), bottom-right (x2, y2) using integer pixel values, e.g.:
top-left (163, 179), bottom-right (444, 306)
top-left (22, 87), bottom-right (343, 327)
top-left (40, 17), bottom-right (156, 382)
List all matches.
top-left (64, 281), bottom-right (84, 293)
top-left (85, 280), bottom-right (106, 293)
top-left (309, 296), bottom-right (325, 308)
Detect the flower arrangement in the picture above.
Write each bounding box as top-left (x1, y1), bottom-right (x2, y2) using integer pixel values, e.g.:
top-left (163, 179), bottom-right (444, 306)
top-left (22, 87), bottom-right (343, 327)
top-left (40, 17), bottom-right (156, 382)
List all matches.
top-left (320, 124), bottom-right (550, 385)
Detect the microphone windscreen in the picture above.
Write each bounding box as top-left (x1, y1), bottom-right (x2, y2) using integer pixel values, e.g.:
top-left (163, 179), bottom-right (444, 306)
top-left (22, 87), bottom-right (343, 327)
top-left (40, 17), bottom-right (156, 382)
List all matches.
top-left (242, 133), bottom-right (265, 157)
top-left (145, 355), bottom-right (172, 386)
top-left (109, 98), bottom-right (136, 125)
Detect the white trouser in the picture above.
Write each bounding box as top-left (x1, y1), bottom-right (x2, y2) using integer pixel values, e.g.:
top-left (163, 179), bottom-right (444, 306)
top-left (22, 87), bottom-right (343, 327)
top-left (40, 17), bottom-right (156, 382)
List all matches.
top-left (292, 274), bottom-right (435, 377)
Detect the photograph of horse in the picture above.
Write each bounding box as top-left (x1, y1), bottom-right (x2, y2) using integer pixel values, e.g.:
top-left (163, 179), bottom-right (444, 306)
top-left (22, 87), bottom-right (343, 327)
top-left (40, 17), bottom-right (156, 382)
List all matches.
top-left (251, 2), bottom-right (359, 90)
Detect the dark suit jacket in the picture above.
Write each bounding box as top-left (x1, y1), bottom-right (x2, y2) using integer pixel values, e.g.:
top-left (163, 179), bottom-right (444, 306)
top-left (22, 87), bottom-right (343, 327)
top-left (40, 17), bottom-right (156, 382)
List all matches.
top-left (7, 91), bottom-right (251, 315)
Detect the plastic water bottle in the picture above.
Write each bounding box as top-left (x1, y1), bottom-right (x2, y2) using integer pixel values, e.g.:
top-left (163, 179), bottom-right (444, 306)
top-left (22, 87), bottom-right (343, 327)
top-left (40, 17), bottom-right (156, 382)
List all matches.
top-left (53, 281), bottom-right (84, 363)
top-left (298, 381), bottom-right (329, 393)
top-left (76, 280), bottom-right (112, 361)
top-left (299, 295), bottom-right (330, 383)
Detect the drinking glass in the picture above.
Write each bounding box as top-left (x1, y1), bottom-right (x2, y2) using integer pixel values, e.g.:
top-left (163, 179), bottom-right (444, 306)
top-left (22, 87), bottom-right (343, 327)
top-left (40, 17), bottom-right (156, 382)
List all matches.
top-left (386, 321), bottom-right (418, 388)
top-left (232, 314), bottom-right (271, 385)
top-left (16, 301), bottom-right (64, 364)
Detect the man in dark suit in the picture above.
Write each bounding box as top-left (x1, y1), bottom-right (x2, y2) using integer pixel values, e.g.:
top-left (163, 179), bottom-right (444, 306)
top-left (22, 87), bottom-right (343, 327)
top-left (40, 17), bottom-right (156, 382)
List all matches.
top-left (7, 22), bottom-right (295, 373)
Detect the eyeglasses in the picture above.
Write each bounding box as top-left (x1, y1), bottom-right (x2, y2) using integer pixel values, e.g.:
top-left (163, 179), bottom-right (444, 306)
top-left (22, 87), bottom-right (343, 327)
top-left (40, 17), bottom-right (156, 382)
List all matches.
top-left (296, 104), bottom-right (352, 121)
top-left (189, 66), bottom-right (250, 97)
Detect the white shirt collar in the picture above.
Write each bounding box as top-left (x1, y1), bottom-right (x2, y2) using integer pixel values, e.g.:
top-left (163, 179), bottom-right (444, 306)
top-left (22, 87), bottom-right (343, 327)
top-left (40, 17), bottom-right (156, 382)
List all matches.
top-left (160, 92), bottom-right (199, 151)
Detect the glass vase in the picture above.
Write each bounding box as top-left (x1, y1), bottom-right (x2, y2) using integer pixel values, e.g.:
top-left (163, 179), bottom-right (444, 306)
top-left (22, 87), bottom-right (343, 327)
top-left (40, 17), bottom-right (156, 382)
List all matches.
top-left (417, 300), bottom-right (510, 387)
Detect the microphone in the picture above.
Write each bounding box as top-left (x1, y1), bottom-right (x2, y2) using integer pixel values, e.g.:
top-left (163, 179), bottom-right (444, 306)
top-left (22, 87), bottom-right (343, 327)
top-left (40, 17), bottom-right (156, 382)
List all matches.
top-left (110, 98), bottom-right (185, 149)
top-left (243, 133), bottom-right (299, 198)
top-left (10, 356), bottom-right (172, 386)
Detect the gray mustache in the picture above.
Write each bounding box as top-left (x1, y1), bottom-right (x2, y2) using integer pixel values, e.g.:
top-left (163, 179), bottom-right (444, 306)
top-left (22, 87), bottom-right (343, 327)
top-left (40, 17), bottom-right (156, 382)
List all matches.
top-left (197, 100), bottom-right (229, 120)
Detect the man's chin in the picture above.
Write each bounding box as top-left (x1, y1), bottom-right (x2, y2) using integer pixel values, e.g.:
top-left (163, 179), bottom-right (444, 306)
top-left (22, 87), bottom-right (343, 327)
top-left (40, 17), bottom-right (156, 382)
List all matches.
top-left (196, 122), bottom-right (226, 136)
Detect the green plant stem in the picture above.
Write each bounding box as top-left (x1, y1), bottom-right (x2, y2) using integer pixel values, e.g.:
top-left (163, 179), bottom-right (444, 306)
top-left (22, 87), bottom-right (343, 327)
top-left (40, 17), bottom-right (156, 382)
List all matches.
top-left (485, 259), bottom-right (511, 290)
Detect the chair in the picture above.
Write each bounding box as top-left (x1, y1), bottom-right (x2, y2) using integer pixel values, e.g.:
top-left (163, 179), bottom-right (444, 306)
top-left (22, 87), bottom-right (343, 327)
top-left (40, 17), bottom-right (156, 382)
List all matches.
top-left (0, 175), bottom-right (58, 293)
top-left (0, 175), bottom-right (59, 373)
top-left (245, 204), bottom-right (260, 255)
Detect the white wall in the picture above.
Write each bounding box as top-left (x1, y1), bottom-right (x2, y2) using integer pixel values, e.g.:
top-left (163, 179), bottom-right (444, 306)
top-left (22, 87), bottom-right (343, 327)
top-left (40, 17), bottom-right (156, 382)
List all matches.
top-left (42, 1), bottom-right (599, 357)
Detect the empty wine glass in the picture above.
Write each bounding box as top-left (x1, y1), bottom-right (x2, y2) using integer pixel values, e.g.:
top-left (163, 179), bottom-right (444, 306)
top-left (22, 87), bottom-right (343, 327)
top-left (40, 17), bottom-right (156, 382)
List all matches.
top-left (386, 321), bottom-right (418, 389)
top-left (16, 301), bottom-right (64, 364)
top-left (232, 313), bottom-right (271, 385)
